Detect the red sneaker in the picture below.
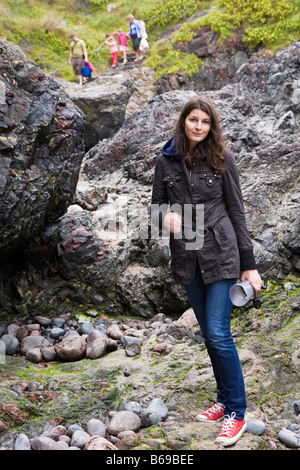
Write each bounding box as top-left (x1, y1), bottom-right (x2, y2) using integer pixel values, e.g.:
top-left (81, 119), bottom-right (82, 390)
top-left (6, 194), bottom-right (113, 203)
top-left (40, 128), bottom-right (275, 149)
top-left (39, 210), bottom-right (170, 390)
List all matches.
top-left (215, 413), bottom-right (247, 446)
top-left (196, 402), bottom-right (225, 422)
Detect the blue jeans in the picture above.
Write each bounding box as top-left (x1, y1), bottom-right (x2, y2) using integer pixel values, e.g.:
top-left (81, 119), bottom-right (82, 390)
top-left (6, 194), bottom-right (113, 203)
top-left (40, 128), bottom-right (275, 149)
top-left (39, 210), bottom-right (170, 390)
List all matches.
top-left (185, 261), bottom-right (246, 420)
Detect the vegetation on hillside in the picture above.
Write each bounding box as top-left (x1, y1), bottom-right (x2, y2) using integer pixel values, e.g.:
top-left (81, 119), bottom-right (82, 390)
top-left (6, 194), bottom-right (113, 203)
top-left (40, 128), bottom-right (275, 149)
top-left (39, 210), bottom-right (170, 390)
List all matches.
top-left (174, 0), bottom-right (300, 52)
top-left (0, 0), bottom-right (299, 81)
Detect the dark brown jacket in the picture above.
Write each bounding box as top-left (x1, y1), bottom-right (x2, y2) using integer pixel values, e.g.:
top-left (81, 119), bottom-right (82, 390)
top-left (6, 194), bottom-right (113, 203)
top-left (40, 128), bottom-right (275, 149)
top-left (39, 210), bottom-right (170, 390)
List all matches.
top-left (151, 138), bottom-right (256, 285)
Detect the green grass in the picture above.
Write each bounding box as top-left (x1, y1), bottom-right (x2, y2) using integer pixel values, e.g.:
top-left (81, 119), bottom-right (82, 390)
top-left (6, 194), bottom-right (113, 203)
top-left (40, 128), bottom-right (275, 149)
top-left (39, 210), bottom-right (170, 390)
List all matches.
top-left (0, 0), bottom-right (163, 78)
top-left (0, 0), bottom-right (299, 81)
top-left (143, 41), bottom-right (203, 79)
top-left (174, 0), bottom-right (300, 52)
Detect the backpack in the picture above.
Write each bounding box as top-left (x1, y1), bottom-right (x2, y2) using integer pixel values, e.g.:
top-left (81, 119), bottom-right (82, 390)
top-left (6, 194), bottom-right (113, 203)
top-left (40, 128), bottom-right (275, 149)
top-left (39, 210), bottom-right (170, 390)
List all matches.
top-left (82, 62), bottom-right (92, 77)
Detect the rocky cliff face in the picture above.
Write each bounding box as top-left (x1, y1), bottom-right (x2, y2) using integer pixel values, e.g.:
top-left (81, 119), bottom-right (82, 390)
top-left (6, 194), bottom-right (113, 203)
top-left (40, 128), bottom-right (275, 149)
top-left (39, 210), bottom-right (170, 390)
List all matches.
top-left (0, 39), bottom-right (85, 267)
top-left (0, 38), bottom-right (299, 319)
top-left (57, 66), bottom-right (156, 150)
top-left (157, 27), bottom-right (251, 94)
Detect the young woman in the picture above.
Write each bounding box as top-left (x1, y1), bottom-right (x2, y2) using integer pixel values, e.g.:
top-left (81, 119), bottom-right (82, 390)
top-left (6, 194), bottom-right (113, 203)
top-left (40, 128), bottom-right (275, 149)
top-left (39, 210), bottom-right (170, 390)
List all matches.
top-left (151, 96), bottom-right (262, 446)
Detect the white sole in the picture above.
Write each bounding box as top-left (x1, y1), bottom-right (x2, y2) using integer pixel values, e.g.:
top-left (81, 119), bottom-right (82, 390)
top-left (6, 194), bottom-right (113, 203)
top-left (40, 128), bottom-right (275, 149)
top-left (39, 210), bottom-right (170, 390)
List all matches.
top-left (196, 414), bottom-right (224, 422)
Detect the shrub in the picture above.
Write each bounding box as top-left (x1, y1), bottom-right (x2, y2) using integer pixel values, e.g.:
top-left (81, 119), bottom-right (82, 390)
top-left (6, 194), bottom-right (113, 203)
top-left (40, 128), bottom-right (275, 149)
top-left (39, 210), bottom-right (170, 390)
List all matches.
top-left (143, 0), bottom-right (209, 30)
top-left (144, 41), bottom-right (203, 80)
top-left (174, 0), bottom-right (299, 50)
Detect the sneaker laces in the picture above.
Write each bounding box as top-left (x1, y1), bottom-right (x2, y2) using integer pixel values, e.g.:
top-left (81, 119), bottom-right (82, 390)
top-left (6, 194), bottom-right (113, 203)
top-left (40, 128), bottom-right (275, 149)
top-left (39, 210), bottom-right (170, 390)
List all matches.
top-left (219, 412), bottom-right (237, 436)
top-left (206, 402), bottom-right (224, 417)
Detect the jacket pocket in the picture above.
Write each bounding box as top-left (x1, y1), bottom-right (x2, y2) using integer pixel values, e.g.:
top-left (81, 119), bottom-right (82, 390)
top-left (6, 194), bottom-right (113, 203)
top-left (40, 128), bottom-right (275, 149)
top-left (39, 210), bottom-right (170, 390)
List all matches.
top-left (163, 174), bottom-right (184, 204)
top-left (198, 172), bottom-right (222, 199)
top-left (163, 174), bottom-right (182, 187)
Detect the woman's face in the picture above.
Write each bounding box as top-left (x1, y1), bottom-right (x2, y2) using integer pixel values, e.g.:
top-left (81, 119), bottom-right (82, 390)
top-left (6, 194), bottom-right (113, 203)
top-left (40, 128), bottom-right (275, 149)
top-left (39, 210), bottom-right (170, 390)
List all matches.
top-left (184, 109), bottom-right (211, 152)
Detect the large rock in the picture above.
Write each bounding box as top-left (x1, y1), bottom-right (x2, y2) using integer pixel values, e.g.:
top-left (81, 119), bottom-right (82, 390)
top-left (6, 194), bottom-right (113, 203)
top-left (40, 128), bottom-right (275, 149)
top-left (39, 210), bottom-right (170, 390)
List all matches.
top-left (0, 39), bottom-right (85, 265)
top-left (59, 76), bottom-right (131, 150)
top-left (106, 411), bottom-right (142, 436)
top-left (140, 398), bottom-right (168, 426)
top-left (54, 336), bottom-right (86, 361)
top-left (20, 336), bottom-right (50, 355)
top-left (86, 329), bottom-right (107, 359)
top-left (58, 66), bottom-right (156, 150)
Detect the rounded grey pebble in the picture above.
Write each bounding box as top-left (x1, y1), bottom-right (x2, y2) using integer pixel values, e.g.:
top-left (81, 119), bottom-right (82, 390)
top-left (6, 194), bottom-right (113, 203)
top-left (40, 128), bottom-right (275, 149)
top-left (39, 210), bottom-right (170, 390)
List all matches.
top-left (1, 334), bottom-right (19, 355)
top-left (86, 418), bottom-right (106, 438)
top-left (67, 424), bottom-right (84, 437)
top-left (278, 428), bottom-right (300, 448)
top-left (50, 327), bottom-right (65, 339)
top-left (246, 418), bottom-right (266, 435)
top-left (70, 430), bottom-right (91, 449)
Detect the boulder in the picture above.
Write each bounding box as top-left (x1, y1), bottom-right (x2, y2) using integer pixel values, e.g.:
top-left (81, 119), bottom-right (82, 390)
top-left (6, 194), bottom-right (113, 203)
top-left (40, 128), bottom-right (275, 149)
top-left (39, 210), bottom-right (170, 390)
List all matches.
top-left (54, 336), bottom-right (86, 361)
top-left (30, 436), bottom-right (58, 450)
top-left (70, 430), bottom-right (91, 449)
top-left (58, 67), bottom-right (156, 150)
top-left (86, 329), bottom-right (107, 359)
top-left (20, 336), bottom-right (50, 355)
top-left (0, 334), bottom-right (19, 355)
top-left (14, 433), bottom-right (31, 450)
top-left (26, 347), bottom-right (43, 363)
top-left (86, 418), bottom-right (106, 438)
top-left (106, 411), bottom-right (142, 436)
top-left (140, 398), bottom-right (168, 427)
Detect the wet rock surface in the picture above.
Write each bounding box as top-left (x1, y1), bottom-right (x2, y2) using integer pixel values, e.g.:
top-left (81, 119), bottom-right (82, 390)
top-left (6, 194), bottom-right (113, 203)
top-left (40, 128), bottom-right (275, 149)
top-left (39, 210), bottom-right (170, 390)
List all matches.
top-left (0, 288), bottom-right (299, 450)
top-left (0, 38), bottom-right (85, 264)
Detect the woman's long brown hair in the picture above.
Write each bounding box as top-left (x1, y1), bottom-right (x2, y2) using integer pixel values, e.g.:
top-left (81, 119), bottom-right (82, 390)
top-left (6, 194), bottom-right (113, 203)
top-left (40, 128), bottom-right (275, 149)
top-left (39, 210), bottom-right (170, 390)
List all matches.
top-left (174, 95), bottom-right (227, 173)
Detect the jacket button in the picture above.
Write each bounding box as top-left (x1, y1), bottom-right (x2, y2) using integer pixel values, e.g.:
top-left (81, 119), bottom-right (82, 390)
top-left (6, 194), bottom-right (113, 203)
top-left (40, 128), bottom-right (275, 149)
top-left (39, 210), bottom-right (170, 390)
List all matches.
top-left (201, 269), bottom-right (205, 274)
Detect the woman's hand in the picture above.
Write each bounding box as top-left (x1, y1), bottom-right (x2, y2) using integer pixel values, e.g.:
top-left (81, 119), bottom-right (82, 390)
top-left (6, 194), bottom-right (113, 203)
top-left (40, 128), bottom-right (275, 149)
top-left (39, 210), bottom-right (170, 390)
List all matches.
top-left (240, 269), bottom-right (263, 293)
top-left (163, 212), bottom-right (182, 234)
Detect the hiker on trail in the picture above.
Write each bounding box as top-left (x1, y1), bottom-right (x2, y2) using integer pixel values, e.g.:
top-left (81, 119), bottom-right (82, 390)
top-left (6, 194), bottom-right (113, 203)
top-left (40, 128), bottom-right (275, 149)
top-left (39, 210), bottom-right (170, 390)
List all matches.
top-left (127, 14), bottom-right (143, 61)
top-left (69, 33), bottom-right (88, 86)
top-left (114, 29), bottom-right (130, 64)
top-left (105, 35), bottom-right (119, 68)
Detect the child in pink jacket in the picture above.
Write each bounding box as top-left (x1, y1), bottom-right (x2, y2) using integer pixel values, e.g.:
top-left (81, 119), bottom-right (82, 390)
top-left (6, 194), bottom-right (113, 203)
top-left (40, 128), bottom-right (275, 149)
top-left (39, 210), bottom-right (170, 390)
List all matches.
top-left (105, 36), bottom-right (119, 67)
top-left (114, 29), bottom-right (130, 64)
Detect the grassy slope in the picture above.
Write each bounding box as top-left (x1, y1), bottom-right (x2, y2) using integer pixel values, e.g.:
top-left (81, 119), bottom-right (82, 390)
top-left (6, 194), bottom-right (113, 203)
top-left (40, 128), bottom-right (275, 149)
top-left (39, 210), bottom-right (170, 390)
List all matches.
top-left (0, 0), bottom-right (162, 80)
top-left (0, 0), bottom-right (299, 81)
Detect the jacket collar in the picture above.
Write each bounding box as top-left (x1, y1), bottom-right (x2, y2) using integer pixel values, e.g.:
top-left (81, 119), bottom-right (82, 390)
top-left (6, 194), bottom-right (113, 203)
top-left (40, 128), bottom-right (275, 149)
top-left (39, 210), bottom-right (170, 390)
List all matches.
top-left (162, 137), bottom-right (208, 159)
